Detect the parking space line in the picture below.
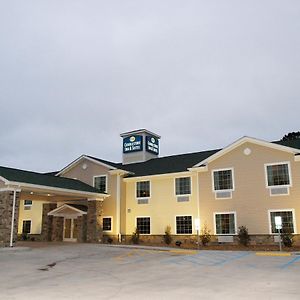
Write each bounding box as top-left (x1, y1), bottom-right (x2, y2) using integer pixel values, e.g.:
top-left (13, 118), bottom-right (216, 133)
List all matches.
top-left (280, 256), bottom-right (300, 269)
top-left (213, 252), bottom-right (251, 266)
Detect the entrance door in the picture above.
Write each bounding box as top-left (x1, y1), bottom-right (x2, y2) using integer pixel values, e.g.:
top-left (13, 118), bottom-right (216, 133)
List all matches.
top-left (63, 218), bottom-right (77, 242)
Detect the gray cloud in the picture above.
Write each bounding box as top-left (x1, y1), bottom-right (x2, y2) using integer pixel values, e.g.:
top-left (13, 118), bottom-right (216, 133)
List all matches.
top-left (0, 0), bottom-right (299, 172)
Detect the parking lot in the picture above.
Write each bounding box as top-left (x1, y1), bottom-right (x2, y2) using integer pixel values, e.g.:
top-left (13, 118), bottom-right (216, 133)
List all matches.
top-left (1, 243), bottom-right (300, 299)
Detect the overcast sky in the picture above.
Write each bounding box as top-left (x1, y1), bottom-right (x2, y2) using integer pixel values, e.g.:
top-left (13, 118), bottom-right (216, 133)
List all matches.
top-left (1, 1), bottom-right (300, 172)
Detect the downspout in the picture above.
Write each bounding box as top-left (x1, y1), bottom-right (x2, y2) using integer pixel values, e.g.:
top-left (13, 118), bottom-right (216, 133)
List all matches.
top-left (10, 189), bottom-right (17, 247)
top-left (116, 174), bottom-right (121, 242)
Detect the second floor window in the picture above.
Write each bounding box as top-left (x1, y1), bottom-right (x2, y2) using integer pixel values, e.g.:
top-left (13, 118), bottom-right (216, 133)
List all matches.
top-left (94, 176), bottom-right (107, 193)
top-left (136, 181), bottom-right (150, 198)
top-left (266, 163), bottom-right (290, 187)
top-left (213, 169), bottom-right (233, 191)
top-left (175, 177), bottom-right (191, 195)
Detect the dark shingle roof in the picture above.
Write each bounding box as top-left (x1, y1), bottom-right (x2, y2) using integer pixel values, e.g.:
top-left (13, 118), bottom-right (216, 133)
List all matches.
top-left (0, 166), bottom-right (102, 194)
top-left (86, 155), bottom-right (123, 169)
top-left (119, 149), bottom-right (221, 177)
top-left (272, 139), bottom-right (300, 150)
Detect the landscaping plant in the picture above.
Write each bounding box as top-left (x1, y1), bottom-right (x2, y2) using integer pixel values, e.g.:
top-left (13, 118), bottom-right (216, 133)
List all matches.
top-left (200, 223), bottom-right (211, 246)
top-left (237, 226), bottom-right (250, 246)
top-left (163, 225), bottom-right (172, 245)
top-left (131, 227), bottom-right (140, 244)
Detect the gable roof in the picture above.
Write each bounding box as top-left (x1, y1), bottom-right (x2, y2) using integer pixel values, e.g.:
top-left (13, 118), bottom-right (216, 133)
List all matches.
top-left (0, 166), bottom-right (103, 194)
top-left (272, 139), bottom-right (300, 150)
top-left (193, 136), bottom-right (300, 168)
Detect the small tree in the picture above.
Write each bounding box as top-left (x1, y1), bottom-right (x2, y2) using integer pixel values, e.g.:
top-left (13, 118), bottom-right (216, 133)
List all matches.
top-left (237, 226), bottom-right (250, 246)
top-left (131, 228), bottom-right (140, 244)
top-left (163, 225), bottom-right (172, 245)
top-left (200, 223), bottom-right (211, 246)
top-left (282, 228), bottom-right (294, 247)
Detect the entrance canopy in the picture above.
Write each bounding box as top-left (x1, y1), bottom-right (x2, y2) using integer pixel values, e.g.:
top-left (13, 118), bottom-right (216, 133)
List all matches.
top-left (48, 204), bottom-right (87, 217)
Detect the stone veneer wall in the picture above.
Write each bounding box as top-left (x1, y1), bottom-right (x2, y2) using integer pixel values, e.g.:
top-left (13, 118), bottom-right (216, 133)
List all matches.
top-left (87, 200), bottom-right (103, 243)
top-left (51, 217), bottom-right (64, 241)
top-left (76, 215), bottom-right (87, 243)
top-left (0, 191), bottom-right (20, 247)
top-left (41, 203), bottom-right (57, 241)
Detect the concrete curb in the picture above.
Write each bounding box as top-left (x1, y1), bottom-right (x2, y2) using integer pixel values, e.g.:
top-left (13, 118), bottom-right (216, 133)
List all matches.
top-left (256, 252), bottom-right (291, 257)
top-left (0, 246), bottom-right (31, 253)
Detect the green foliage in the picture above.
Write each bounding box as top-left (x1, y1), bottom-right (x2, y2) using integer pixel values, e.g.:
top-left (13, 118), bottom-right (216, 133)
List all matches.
top-left (163, 225), bottom-right (172, 245)
top-left (281, 131), bottom-right (300, 141)
top-left (107, 237), bottom-right (113, 244)
top-left (200, 223), bottom-right (211, 246)
top-left (237, 226), bottom-right (251, 246)
top-left (281, 228), bottom-right (294, 247)
top-left (131, 227), bottom-right (140, 244)
top-left (21, 233), bottom-right (28, 241)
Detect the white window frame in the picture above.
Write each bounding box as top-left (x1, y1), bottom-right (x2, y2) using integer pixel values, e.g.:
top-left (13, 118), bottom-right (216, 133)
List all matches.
top-left (174, 176), bottom-right (192, 197)
top-left (135, 216), bottom-right (151, 235)
top-left (93, 174), bottom-right (108, 193)
top-left (24, 200), bottom-right (33, 209)
top-left (267, 209), bottom-right (297, 234)
top-left (174, 215), bottom-right (193, 235)
top-left (264, 161), bottom-right (292, 193)
top-left (102, 216), bottom-right (113, 232)
top-left (211, 168), bottom-right (235, 199)
top-left (136, 180), bottom-right (151, 200)
top-left (22, 219), bottom-right (32, 234)
top-left (214, 211), bottom-right (237, 235)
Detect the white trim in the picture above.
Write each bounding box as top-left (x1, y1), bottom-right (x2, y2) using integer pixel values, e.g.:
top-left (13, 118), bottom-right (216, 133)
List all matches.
top-left (120, 129), bottom-right (161, 139)
top-left (93, 174), bottom-right (108, 193)
top-left (0, 176), bottom-right (10, 185)
top-left (213, 211), bottom-right (237, 235)
top-left (174, 176), bottom-right (192, 197)
top-left (295, 155), bottom-right (300, 162)
top-left (175, 215), bottom-right (193, 235)
top-left (264, 161), bottom-right (292, 189)
top-left (136, 180), bottom-right (151, 200)
top-left (193, 136), bottom-right (300, 168)
top-left (135, 216), bottom-right (151, 235)
top-left (21, 219), bottom-right (32, 234)
top-left (267, 209), bottom-right (297, 234)
top-left (57, 155), bottom-right (118, 176)
top-left (6, 180), bottom-right (106, 198)
top-left (102, 216), bottom-right (113, 233)
top-left (48, 204), bottom-right (87, 216)
top-left (124, 171), bottom-right (192, 182)
top-left (0, 187), bottom-right (21, 192)
top-left (211, 168), bottom-right (235, 199)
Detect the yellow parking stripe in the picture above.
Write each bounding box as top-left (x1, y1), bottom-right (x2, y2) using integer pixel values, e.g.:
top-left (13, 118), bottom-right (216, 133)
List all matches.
top-left (256, 252), bottom-right (291, 257)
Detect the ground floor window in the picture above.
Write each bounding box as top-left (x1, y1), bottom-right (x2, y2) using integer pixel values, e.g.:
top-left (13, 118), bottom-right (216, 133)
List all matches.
top-left (215, 213), bottom-right (236, 235)
top-left (176, 216), bottom-right (192, 234)
top-left (136, 217), bottom-right (150, 234)
top-left (103, 217), bottom-right (112, 231)
top-left (22, 220), bottom-right (31, 234)
top-left (270, 210), bottom-right (295, 234)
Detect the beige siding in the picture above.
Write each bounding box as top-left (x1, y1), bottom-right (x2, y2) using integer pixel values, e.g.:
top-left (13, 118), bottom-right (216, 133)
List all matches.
top-left (199, 142), bottom-right (300, 234)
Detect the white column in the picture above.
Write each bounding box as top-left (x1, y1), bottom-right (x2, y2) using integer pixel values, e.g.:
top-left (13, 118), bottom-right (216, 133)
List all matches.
top-left (116, 174), bottom-right (121, 242)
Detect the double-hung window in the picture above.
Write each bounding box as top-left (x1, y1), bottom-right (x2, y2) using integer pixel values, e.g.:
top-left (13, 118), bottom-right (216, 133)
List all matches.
top-left (176, 216), bottom-right (192, 234)
top-left (94, 175), bottom-right (107, 193)
top-left (24, 200), bottom-right (32, 210)
top-left (212, 169), bottom-right (234, 199)
top-left (265, 162), bottom-right (291, 195)
top-left (136, 181), bottom-right (150, 198)
top-left (102, 217), bottom-right (112, 231)
top-left (175, 177), bottom-right (191, 195)
top-left (22, 220), bottom-right (31, 234)
top-left (136, 217), bottom-right (150, 234)
top-left (269, 210), bottom-right (295, 234)
top-left (215, 213), bottom-right (236, 235)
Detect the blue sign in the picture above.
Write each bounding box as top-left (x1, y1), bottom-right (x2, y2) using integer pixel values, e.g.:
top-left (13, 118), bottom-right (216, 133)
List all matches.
top-left (123, 135), bottom-right (143, 153)
top-left (146, 136), bottom-right (159, 155)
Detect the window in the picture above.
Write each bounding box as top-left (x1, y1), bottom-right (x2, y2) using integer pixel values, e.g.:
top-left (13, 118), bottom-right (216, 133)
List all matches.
top-left (213, 169), bottom-right (233, 191)
top-left (102, 217), bottom-right (112, 231)
top-left (24, 200), bottom-right (32, 210)
top-left (136, 217), bottom-right (150, 234)
top-left (136, 181), bottom-right (150, 198)
top-left (175, 177), bottom-right (191, 195)
top-left (22, 220), bottom-right (31, 234)
top-left (266, 163), bottom-right (290, 187)
top-left (176, 216), bottom-right (192, 234)
top-left (270, 211), bottom-right (294, 234)
top-left (94, 175), bottom-right (107, 193)
top-left (215, 213), bottom-right (236, 235)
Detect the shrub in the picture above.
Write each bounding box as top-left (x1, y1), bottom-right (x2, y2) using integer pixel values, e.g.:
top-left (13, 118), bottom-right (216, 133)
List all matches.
top-left (282, 229), bottom-right (294, 247)
top-left (200, 223), bottom-right (211, 246)
top-left (107, 237), bottom-right (113, 244)
top-left (21, 233), bottom-right (28, 241)
top-left (163, 225), bottom-right (172, 245)
top-left (237, 226), bottom-right (250, 246)
top-left (131, 228), bottom-right (140, 244)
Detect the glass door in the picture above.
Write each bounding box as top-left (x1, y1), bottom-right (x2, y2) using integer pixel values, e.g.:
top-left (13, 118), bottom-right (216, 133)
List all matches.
top-left (63, 218), bottom-right (77, 242)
